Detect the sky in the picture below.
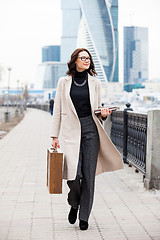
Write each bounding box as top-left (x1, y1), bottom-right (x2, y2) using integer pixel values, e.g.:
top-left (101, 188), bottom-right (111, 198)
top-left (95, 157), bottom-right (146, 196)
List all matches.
top-left (0, 0), bottom-right (160, 88)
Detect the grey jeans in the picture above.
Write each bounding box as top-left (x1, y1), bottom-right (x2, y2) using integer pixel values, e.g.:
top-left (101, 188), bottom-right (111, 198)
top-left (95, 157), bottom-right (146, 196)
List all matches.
top-left (67, 115), bottom-right (99, 222)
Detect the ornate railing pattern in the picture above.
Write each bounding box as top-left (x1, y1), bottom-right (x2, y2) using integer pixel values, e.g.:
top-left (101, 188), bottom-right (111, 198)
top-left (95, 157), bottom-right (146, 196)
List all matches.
top-left (111, 110), bottom-right (147, 175)
top-left (127, 112), bottom-right (147, 174)
top-left (111, 111), bottom-right (123, 150)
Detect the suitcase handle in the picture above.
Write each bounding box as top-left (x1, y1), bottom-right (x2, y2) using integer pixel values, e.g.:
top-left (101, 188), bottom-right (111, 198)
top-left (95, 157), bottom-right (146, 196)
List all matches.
top-left (50, 147), bottom-right (58, 152)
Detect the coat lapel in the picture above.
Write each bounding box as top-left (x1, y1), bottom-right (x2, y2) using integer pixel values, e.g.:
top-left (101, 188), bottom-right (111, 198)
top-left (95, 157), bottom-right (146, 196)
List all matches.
top-left (65, 75), bottom-right (79, 118)
top-left (88, 74), bottom-right (95, 113)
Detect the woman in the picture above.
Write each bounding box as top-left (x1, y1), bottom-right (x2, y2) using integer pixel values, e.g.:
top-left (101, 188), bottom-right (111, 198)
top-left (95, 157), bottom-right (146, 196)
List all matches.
top-left (51, 48), bottom-right (123, 230)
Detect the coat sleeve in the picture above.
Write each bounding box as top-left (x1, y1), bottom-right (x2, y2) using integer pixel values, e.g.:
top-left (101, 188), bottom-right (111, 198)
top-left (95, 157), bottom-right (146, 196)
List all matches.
top-left (97, 79), bottom-right (107, 121)
top-left (50, 78), bottom-right (63, 138)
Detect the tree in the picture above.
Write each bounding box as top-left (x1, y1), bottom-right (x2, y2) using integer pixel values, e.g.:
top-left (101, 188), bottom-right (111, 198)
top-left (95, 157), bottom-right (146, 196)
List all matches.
top-left (23, 84), bottom-right (29, 106)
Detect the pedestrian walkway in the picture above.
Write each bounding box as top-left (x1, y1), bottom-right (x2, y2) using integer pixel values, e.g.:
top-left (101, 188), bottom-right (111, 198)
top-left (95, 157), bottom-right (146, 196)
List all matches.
top-left (0, 109), bottom-right (160, 240)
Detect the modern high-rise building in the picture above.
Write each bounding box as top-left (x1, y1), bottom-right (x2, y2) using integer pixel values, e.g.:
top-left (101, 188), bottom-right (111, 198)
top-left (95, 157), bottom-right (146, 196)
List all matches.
top-left (61, 0), bottom-right (119, 83)
top-left (35, 46), bottom-right (66, 90)
top-left (124, 26), bottom-right (148, 91)
top-left (110, 0), bottom-right (119, 83)
top-left (35, 62), bottom-right (67, 89)
top-left (77, 0), bottom-right (119, 83)
top-left (61, 0), bottom-right (81, 63)
top-left (42, 45), bottom-right (60, 62)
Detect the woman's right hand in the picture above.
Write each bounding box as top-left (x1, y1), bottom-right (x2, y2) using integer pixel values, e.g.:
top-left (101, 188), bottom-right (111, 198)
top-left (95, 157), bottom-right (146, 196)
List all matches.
top-left (51, 137), bottom-right (60, 149)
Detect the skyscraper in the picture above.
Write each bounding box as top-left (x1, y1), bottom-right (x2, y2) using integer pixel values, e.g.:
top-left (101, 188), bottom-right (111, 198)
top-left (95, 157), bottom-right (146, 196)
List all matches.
top-left (77, 0), bottom-right (119, 83)
top-left (61, 0), bottom-right (119, 83)
top-left (36, 62), bottom-right (67, 89)
top-left (61, 0), bottom-right (81, 63)
top-left (35, 46), bottom-right (66, 90)
top-left (124, 26), bottom-right (148, 91)
top-left (110, 0), bottom-right (119, 83)
top-left (42, 45), bottom-right (60, 62)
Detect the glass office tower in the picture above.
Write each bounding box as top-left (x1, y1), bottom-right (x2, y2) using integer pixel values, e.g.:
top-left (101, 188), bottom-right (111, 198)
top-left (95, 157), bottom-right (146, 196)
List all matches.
top-left (110, 0), bottom-right (119, 82)
top-left (35, 62), bottom-right (67, 89)
top-left (124, 26), bottom-right (148, 91)
top-left (61, 0), bottom-right (81, 63)
top-left (60, 0), bottom-right (119, 83)
top-left (77, 0), bottom-right (119, 83)
top-left (42, 46), bottom-right (60, 62)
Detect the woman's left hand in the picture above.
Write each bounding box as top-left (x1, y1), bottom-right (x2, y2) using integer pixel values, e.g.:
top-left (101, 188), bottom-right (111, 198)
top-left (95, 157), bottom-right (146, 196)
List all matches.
top-left (101, 108), bottom-right (112, 118)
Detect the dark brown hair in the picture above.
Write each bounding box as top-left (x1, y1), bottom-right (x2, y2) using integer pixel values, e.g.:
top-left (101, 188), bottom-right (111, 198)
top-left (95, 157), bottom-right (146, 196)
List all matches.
top-left (66, 48), bottom-right (97, 76)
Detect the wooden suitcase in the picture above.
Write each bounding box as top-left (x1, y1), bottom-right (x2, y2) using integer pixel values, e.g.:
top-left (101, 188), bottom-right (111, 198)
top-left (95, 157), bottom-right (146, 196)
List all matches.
top-left (47, 148), bottom-right (63, 194)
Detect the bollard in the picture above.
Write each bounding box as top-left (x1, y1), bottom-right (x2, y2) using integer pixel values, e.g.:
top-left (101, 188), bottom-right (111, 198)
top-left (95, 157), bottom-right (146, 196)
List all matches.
top-left (123, 103), bottom-right (133, 164)
top-left (20, 107), bottom-right (24, 114)
top-left (24, 104), bottom-right (27, 111)
top-left (15, 108), bottom-right (19, 117)
top-left (4, 111), bottom-right (10, 122)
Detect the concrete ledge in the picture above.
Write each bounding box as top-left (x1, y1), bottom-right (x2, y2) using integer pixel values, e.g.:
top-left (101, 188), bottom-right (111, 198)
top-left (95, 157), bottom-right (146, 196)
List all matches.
top-left (144, 178), bottom-right (160, 190)
top-left (144, 110), bottom-right (160, 190)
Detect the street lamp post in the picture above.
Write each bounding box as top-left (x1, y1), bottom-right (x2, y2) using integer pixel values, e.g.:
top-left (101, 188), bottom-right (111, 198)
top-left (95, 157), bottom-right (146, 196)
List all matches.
top-left (4, 67), bottom-right (12, 122)
top-left (17, 80), bottom-right (19, 108)
top-left (20, 82), bottom-right (24, 113)
top-left (15, 80), bottom-right (20, 117)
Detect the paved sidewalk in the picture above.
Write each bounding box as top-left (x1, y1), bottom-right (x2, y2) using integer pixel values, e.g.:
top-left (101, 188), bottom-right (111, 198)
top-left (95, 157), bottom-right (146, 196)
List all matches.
top-left (0, 109), bottom-right (160, 240)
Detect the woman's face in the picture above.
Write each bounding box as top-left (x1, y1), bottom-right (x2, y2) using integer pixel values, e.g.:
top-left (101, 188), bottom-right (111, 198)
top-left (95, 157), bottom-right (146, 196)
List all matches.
top-left (75, 51), bottom-right (91, 72)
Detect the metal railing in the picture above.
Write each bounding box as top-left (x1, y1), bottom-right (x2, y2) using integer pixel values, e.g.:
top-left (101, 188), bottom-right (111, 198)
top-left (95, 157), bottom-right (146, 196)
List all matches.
top-left (127, 112), bottom-right (147, 175)
top-left (111, 111), bottom-right (123, 150)
top-left (111, 104), bottom-right (147, 176)
top-left (27, 104), bottom-right (49, 112)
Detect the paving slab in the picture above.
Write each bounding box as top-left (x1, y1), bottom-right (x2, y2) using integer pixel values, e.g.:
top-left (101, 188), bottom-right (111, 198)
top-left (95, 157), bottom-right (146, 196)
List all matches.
top-left (0, 108), bottom-right (160, 240)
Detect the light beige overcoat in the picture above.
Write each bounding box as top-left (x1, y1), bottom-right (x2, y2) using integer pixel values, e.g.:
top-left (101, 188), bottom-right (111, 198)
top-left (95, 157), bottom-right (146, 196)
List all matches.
top-left (51, 74), bottom-right (124, 180)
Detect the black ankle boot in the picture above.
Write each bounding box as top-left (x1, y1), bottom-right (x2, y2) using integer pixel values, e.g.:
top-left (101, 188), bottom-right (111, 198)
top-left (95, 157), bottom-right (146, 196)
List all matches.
top-left (68, 207), bottom-right (78, 224)
top-left (79, 220), bottom-right (88, 230)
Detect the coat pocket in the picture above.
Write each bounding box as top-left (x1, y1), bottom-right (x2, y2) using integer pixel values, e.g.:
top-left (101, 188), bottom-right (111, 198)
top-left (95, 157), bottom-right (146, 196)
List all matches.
top-left (61, 113), bottom-right (67, 116)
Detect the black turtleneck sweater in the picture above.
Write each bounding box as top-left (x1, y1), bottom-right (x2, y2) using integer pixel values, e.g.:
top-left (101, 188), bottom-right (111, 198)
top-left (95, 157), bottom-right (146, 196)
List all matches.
top-left (70, 70), bottom-right (92, 118)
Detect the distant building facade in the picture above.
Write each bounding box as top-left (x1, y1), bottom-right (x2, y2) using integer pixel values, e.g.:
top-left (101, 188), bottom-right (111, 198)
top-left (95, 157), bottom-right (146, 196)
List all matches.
top-left (35, 62), bottom-right (67, 89)
top-left (42, 45), bottom-right (60, 62)
top-left (36, 45), bottom-right (66, 90)
top-left (124, 26), bottom-right (148, 92)
top-left (61, 0), bottom-right (81, 63)
top-left (60, 0), bottom-right (119, 83)
top-left (77, 0), bottom-right (119, 83)
top-left (110, 0), bottom-right (119, 83)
